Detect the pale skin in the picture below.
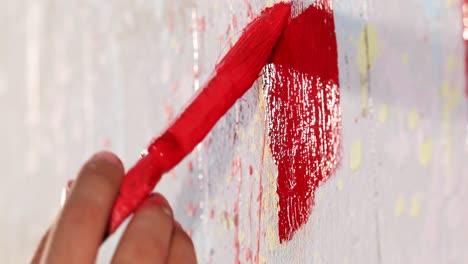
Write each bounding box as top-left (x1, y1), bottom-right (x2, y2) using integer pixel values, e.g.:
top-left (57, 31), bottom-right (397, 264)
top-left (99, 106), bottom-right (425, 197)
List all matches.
top-left (31, 151), bottom-right (197, 264)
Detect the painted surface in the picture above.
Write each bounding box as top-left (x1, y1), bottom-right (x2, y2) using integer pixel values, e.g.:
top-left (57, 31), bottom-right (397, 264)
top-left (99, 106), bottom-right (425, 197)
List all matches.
top-left (0, 0), bottom-right (468, 263)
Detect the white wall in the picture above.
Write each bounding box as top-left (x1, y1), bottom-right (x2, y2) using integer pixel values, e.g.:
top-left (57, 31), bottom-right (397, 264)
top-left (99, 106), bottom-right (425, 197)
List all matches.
top-left (0, 0), bottom-right (467, 263)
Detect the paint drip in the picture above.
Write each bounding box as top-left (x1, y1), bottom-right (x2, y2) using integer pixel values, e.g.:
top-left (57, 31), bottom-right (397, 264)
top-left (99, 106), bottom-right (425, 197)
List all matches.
top-left (264, 0), bottom-right (341, 242)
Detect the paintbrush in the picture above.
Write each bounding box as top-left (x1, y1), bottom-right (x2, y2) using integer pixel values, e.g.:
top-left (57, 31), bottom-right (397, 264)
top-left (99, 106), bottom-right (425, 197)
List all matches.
top-left (109, 2), bottom-right (291, 234)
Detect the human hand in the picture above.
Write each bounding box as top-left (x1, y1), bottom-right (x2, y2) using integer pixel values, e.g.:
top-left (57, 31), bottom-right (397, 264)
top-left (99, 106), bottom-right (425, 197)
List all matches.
top-left (31, 151), bottom-right (197, 264)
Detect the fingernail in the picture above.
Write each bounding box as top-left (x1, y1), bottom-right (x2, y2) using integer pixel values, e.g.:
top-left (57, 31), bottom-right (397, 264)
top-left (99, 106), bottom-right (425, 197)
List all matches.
top-left (94, 151), bottom-right (123, 169)
top-left (66, 180), bottom-right (74, 192)
top-left (60, 186), bottom-right (67, 207)
top-left (60, 180), bottom-right (74, 207)
top-left (146, 193), bottom-right (172, 216)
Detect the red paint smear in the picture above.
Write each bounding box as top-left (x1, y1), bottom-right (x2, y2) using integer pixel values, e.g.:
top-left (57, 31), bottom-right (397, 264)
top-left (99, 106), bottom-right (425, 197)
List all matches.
top-left (108, 3), bottom-right (291, 234)
top-left (463, 0), bottom-right (468, 97)
top-left (265, 1), bottom-right (341, 243)
top-left (248, 165), bottom-right (253, 175)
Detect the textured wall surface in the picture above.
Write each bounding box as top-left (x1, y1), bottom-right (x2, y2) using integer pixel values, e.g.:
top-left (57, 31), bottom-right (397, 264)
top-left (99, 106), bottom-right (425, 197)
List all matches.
top-left (1, 0), bottom-right (468, 263)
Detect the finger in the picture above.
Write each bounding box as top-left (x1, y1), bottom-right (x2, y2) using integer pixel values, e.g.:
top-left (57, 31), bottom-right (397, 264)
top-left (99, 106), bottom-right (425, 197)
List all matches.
top-left (111, 193), bottom-right (174, 264)
top-left (43, 151), bottom-right (124, 263)
top-left (167, 222), bottom-right (197, 264)
top-left (30, 228), bottom-right (51, 264)
top-left (33, 180), bottom-right (74, 263)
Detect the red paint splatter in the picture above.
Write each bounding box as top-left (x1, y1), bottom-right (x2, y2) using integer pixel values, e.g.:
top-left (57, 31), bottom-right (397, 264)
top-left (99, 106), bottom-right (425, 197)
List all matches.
top-left (264, 1), bottom-right (341, 242)
top-left (197, 17), bottom-right (206, 32)
top-left (186, 202), bottom-right (198, 217)
top-left (254, 130), bottom-right (267, 263)
top-left (164, 101), bottom-right (174, 122)
top-left (103, 138), bottom-right (111, 149)
top-left (463, 0), bottom-right (468, 97)
top-left (248, 165), bottom-right (253, 175)
top-left (244, 0), bottom-right (254, 19)
top-left (209, 208), bottom-right (215, 219)
top-left (232, 157), bottom-right (243, 264)
top-left (245, 248), bottom-right (253, 261)
top-left (108, 3), bottom-right (291, 234)
top-left (187, 160), bottom-right (193, 172)
top-left (231, 15), bottom-right (238, 29)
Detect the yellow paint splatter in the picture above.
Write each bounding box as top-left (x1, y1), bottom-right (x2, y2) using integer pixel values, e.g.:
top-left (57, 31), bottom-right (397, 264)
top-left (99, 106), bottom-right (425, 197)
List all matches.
top-left (170, 35), bottom-right (177, 49)
top-left (313, 251), bottom-right (319, 260)
top-left (238, 127), bottom-right (245, 141)
top-left (378, 104), bottom-right (388, 124)
top-left (248, 126), bottom-right (255, 137)
top-left (394, 195), bottom-right (405, 217)
top-left (409, 195), bottom-right (421, 217)
top-left (238, 230), bottom-right (245, 244)
top-left (249, 143), bottom-right (257, 153)
top-left (407, 108), bottom-right (419, 130)
top-left (357, 24), bottom-right (378, 116)
top-left (440, 80), bottom-right (461, 170)
top-left (337, 178), bottom-right (344, 191)
top-left (446, 54), bottom-right (456, 72)
top-left (418, 138), bottom-right (433, 168)
top-left (402, 54), bottom-right (409, 65)
top-left (266, 225), bottom-right (278, 251)
top-left (344, 257), bottom-right (349, 264)
top-left (350, 139), bottom-right (362, 172)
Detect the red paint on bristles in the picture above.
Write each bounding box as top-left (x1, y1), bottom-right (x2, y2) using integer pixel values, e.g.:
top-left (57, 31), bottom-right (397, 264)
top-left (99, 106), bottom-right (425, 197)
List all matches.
top-left (108, 3), bottom-right (291, 234)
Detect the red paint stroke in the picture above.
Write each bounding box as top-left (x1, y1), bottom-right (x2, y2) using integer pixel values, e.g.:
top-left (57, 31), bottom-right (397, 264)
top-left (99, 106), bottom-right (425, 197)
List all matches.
top-left (264, 0), bottom-right (341, 243)
top-left (463, 0), bottom-right (468, 97)
top-left (108, 3), bottom-right (291, 234)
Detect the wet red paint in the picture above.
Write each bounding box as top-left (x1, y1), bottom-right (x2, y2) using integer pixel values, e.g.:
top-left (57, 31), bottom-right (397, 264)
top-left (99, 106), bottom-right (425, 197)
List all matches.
top-left (108, 3), bottom-right (291, 234)
top-left (264, 1), bottom-right (341, 243)
top-left (248, 165), bottom-right (253, 175)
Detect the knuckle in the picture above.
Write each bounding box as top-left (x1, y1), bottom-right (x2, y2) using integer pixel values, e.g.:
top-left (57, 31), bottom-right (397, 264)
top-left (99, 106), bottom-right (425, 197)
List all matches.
top-left (119, 240), bottom-right (168, 263)
top-left (175, 227), bottom-right (195, 251)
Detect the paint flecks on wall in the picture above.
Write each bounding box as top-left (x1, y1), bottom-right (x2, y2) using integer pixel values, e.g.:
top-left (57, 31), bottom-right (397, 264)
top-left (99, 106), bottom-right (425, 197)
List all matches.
top-left (264, 0), bottom-right (341, 243)
top-left (407, 108), bottom-right (419, 131)
top-left (418, 138), bottom-right (433, 168)
top-left (378, 104), bottom-right (388, 124)
top-left (394, 195), bottom-right (405, 217)
top-left (402, 54), bottom-right (409, 65)
top-left (337, 178), bottom-right (344, 191)
top-left (350, 139), bottom-right (362, 172)
top-left (356, 24), bottom-right (378, 116)
top-left (409, 194), bottom-right (421, 217)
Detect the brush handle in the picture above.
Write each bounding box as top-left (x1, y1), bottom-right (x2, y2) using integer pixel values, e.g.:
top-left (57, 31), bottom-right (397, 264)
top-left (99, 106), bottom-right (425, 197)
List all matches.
top-left (108, 2), bottom-right (291, 234)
